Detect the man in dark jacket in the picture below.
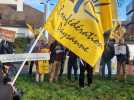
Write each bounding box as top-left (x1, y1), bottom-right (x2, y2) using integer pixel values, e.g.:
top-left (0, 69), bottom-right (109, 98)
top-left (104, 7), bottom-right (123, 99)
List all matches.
top-left (49, 41), bottom-right (65, 82)
top-left (100, 39), bottom-right (115, 79)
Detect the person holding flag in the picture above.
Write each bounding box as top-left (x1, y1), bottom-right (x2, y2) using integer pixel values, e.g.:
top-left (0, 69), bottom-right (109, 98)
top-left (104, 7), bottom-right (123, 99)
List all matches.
top-left (44, 0), bottom-right (104, 86)
top-left (7, 0), bottom-right (105, 92)
top-left (100, 38), bottom-right (115, 79)
top-left (44, 0), bottom-right (104, 67)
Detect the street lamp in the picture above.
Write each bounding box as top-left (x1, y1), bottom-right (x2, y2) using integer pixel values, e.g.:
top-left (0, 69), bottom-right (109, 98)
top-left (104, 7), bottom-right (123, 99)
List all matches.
top-left (39, 0), bottom-right (55, 39)
top-left (39, 0), bottom-right (55, 19)
top-left (39, 0), bottom-right (55, 21)
top-left (39, 1), bottom-right (47, 23)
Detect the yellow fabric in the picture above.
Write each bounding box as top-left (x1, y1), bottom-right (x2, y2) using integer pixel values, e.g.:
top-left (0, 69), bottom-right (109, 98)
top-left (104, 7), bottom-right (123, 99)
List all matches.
top-left (111, 0), bottom-right (118, 20)
top-left (45, 0), bottom-right (104, 66)
top-left (110, 0), bottom-right (119, 41)
top-left (110, 23), bottom-right (126, 42)
top-left (110, 22), bottom-right (119, 40)
top-left (37, 60), bottom-right (49, 74)
top-left (37, 48), bottom-right (49, 74)
top-left (26, 24), bottom-right (34, 33)
top-left (26, 24), bottom-right (39, 36)
top-left (39, 48), bottom-right (50, 53)
top-left (99, 0), bottom-right (113, 32)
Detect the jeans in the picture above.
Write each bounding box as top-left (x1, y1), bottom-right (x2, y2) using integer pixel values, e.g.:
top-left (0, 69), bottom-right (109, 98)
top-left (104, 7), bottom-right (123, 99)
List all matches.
top-left (101, 60), bottom-right (111, 78)
top-left (67, 59), bottom-right (78, 80)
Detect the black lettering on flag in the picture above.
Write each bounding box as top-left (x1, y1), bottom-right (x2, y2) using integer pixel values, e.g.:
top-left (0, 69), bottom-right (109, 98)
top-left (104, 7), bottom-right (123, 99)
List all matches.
top-left (84, 1), bottom-right (99, 23)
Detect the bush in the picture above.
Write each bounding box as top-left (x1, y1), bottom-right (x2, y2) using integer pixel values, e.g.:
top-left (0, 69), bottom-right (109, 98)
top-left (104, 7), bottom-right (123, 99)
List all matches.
top-left (14, 38), bottom-right (30, 53)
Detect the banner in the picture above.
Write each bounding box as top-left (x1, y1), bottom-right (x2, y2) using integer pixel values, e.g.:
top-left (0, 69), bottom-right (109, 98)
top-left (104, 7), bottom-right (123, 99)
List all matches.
top-left (0, 28), bottom-right (16, 42)
top-left (45, 0), bottom-right (104, 66)
top-left (0, 53), bottom-right (50, 63)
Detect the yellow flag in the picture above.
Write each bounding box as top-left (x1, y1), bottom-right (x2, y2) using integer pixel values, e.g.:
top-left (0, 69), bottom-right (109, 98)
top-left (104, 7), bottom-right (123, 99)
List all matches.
top-left (99, 0), bottom-right (113, 32)
top-left (26, 24), bottom-right (40, 36)
top-left (110, 22), bottom-right (119, 40)
top-left (45, 0), bottom-right (104, 66)
top-left (110, 23), bottom-right (126, 42)
top-left (111, 0), bottom-right (118, 20)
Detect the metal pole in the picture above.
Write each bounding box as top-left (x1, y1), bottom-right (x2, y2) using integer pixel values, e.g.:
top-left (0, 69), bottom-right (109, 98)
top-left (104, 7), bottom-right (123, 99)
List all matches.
top-left (44, 3), bottom-right (47, 23)
top-left (44, 3), bottom-right (48, 40)
top-left (12, 0), bottom-right (48, 86)
top-left (40, 1), bottom-right (48, 39)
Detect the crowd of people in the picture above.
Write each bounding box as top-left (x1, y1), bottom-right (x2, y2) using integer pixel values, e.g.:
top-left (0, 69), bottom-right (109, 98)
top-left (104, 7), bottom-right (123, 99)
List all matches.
top-left (28, 39), bottom-right (94, 88)
top-left (28, 34), bottom-right (130, 88)
top-left (100, 38), bottom-right (130, 81)
top-left (0, 32), bottom-right (131, 99)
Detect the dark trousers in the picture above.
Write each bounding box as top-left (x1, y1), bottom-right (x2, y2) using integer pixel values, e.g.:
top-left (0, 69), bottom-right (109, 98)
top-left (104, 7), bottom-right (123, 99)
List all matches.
top-left (67, 59), bottom-right (78, 80)
top-left (29, 61), bottom-right (34, 76)
top-left (79, 62), bottom-right (93, 87)
top-left (59, 58), bottom-right (65, 77)
top-left (101, 60), bottom-right (111, 79)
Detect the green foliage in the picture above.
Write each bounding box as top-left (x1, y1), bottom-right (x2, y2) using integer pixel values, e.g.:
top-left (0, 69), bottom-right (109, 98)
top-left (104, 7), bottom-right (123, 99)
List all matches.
top-left (16, 75), bottom-right (134, 100)
top-left (14, 38), bottom-right (30, 53)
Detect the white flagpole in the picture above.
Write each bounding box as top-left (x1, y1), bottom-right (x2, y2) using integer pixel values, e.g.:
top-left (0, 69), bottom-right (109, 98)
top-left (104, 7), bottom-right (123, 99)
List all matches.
top-left (11, 28), bottom-right (44, 86)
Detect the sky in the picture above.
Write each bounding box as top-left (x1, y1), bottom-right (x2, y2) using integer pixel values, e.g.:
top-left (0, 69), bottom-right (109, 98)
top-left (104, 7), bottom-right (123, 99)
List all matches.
top-left (117, 0), bottom-right (132, 20)
top-left (24, 0), bottom-right (131, 21)
top-left (24, 0), bottom-right (57, 17)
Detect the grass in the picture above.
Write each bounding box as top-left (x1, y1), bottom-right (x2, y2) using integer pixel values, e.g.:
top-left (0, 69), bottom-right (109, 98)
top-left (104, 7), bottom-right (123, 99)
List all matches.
top-left (16, 75), bottom-right (134, 100)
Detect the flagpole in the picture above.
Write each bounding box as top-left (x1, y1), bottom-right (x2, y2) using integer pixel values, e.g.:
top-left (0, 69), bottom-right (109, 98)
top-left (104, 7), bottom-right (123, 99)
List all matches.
top-left (12, 0), bottom-right (54, 86)
top-left (44, 3), bottom-right (48, 41)
top-left (11, 28), bottom-right (44, 86)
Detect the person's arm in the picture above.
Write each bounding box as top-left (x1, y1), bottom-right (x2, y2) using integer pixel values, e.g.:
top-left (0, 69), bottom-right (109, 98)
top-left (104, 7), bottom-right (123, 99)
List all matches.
top-left (126, 45), bottom-right (130, 59)
top-left (50, 42), bottom-right (56, 52)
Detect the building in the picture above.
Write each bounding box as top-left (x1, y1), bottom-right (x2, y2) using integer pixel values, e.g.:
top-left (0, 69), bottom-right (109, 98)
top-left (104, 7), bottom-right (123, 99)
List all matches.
top-left (0, 4), bottom-right (44, 38)
top-left (126, 0), bottom-right (134, 42)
